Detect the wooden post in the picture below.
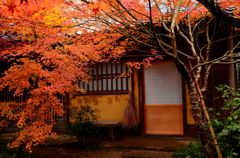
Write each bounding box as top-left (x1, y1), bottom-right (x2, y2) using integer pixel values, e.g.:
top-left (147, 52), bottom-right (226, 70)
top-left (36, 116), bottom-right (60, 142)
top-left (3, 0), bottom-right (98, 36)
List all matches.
top-left (109, 127), bottom-right (114, 141)
top-left (226, 7), bottom-right (236, 88)
top-left (138, 66), bottom-right (145, 136)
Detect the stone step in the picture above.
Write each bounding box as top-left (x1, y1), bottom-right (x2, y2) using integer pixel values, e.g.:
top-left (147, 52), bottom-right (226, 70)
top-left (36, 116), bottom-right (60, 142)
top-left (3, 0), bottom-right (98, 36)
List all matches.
top-left (123, 150), bottom-right (173, 158)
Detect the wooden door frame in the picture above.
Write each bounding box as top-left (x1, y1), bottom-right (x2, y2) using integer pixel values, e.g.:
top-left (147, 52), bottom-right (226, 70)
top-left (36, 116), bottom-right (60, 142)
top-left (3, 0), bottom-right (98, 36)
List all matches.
top-left (138, 65), bottom-right (145, 135)
top-left (138, 61), bottom-right (187, 136)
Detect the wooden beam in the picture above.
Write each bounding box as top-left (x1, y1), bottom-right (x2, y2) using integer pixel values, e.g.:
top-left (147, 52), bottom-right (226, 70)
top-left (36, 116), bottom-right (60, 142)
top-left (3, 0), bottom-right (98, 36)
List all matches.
top-left (227, 23), bottom-right (236, 88)
top-left (138, 66), bottom-right (145, 136)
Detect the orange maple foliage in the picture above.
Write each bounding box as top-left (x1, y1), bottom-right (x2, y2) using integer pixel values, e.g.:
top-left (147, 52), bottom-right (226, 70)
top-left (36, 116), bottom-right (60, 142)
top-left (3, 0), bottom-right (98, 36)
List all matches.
top-left (0, 0), bottom-right (126, 151)
top-left (64, 0), bottom-right (240, 27)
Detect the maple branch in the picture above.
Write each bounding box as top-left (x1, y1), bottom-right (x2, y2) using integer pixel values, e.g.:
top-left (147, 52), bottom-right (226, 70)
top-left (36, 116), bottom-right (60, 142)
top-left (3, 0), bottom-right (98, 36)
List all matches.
top-left (67, 20), bottom-right (94, 28)
top-left (170, 0), bottom-right (182, 31)
top-left (176, 13), bottom-right (203, 82)
top-left (148, 0), bottom-right (175, 58)
top-left (130, 8), bottom-right (149, 19)
top-left (201, 26), bottom-right (212, 92)
top-left (100, 15), bottom-right (153, 41)
top-left (115, 0), bottom-right (154, 36)
top-left (176, 24), bottom-right (200, 63)
top-left (152, 0), bottom-right (170, 33)
top-left (0, 17), bottom-right (45, 26)
top-left (116, 29), bottom-right (158, 49)
top-left (201, 65), bottom-right (211, 92)
top-left (65, 0), bottom-right (96, 18)
top-left (200, 33), bottom-right (240, 54)
top-left (101, 9), bottom-right (153, 38)
top-left (190, 41), bottom-right (240, 72)
top-left (78, 0), bottom-right (91, 4)
top-left (205, 25), bottom-right (211, 63)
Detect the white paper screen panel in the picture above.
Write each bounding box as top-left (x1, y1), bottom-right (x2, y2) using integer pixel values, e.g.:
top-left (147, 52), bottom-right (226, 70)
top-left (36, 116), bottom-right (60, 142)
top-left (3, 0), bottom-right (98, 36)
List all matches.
top-left (144, 61), bottom-right (182, 104)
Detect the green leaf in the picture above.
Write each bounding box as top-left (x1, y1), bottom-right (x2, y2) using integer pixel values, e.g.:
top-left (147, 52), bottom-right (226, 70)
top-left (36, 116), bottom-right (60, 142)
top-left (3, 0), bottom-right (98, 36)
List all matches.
top-left (218, 129), bottom-right (230, 137)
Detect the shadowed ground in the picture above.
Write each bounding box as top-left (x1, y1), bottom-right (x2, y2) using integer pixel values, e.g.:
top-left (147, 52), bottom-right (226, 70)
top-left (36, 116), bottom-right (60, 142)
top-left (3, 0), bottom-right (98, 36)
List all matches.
top-left (1, 134), bottom-right (197, 158)
top-left (32, 136), bottom-right (196, 158)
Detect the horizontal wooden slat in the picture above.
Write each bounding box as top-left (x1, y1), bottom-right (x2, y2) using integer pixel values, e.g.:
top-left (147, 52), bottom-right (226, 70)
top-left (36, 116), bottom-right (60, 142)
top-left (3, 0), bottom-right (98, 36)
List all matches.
top-left (94, 120), bottom-right (121, 127)
top-left (144, 105), bottom-right (183, 135)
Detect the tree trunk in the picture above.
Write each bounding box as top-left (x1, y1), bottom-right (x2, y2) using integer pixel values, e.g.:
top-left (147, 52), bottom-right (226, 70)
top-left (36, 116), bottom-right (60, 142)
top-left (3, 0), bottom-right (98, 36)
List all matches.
top-left (188, 81), bottom-right (215, 158)
top-left (174, 59), bottom-right (218, 157)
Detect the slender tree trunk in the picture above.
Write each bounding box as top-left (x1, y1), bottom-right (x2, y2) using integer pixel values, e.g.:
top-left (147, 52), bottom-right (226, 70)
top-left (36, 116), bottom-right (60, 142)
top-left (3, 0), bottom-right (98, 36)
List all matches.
top-left (188, 81), bottom-right (215, 158)
top-left (175, 58), bottom-right (219, 157)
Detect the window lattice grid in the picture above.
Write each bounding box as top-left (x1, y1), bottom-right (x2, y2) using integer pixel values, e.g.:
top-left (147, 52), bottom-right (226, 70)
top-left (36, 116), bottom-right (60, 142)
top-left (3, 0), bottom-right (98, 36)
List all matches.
top-left (77, 62), bottom-right (130, 93)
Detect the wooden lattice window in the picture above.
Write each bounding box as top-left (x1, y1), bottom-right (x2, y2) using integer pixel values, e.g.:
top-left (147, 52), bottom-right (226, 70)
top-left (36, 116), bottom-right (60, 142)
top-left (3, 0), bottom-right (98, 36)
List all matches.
top-left (77, 62), bottom-right (130, 94)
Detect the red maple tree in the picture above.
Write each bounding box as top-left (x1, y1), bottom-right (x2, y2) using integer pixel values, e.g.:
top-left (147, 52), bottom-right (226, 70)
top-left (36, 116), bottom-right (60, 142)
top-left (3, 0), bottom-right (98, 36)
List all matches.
top-left (0, 0), bottom-right (126, 151)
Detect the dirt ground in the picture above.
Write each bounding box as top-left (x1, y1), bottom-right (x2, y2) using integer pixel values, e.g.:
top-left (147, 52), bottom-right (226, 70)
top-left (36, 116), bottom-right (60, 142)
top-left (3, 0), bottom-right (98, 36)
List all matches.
top-left (1, 134), bottom-right (196, 158)
top-left (31, 147), bottom-right (173, 158)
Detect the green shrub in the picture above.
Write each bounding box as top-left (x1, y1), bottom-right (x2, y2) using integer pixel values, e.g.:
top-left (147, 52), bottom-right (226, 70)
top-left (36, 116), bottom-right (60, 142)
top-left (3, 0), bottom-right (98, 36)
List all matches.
top-left (69, 105), bottom-right (99, 147)
top-left (173, 85), bottom-right (240, 158)
top-left (74, 105), bottom-right (98, 123)
top-left (70, 121), bottom-right (99, 139)
top-left (172, 143), bottom-right (206, 158)
top-left (212, 85), bottom-right (240, 158)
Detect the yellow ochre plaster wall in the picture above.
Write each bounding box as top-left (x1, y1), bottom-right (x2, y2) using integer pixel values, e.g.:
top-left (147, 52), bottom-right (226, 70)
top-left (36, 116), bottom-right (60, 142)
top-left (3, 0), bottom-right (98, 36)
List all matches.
top-left (70, 94), bottom-right (129, 122)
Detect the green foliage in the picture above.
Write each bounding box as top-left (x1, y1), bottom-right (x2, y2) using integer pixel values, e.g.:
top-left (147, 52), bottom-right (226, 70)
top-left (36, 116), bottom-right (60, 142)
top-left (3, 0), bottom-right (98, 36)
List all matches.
top-left (71, 121), bottom-right (99, 139)
top-left (172, 143), bottom-right (206, 158)
top-left (173, 85), bottom-right (240, 158)
top-left (212, 85), bottom-right (240, 158)
top-left (70, 105), bottom-right (99, 145)
top-left (74, 105), bottom-right (98, 123)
